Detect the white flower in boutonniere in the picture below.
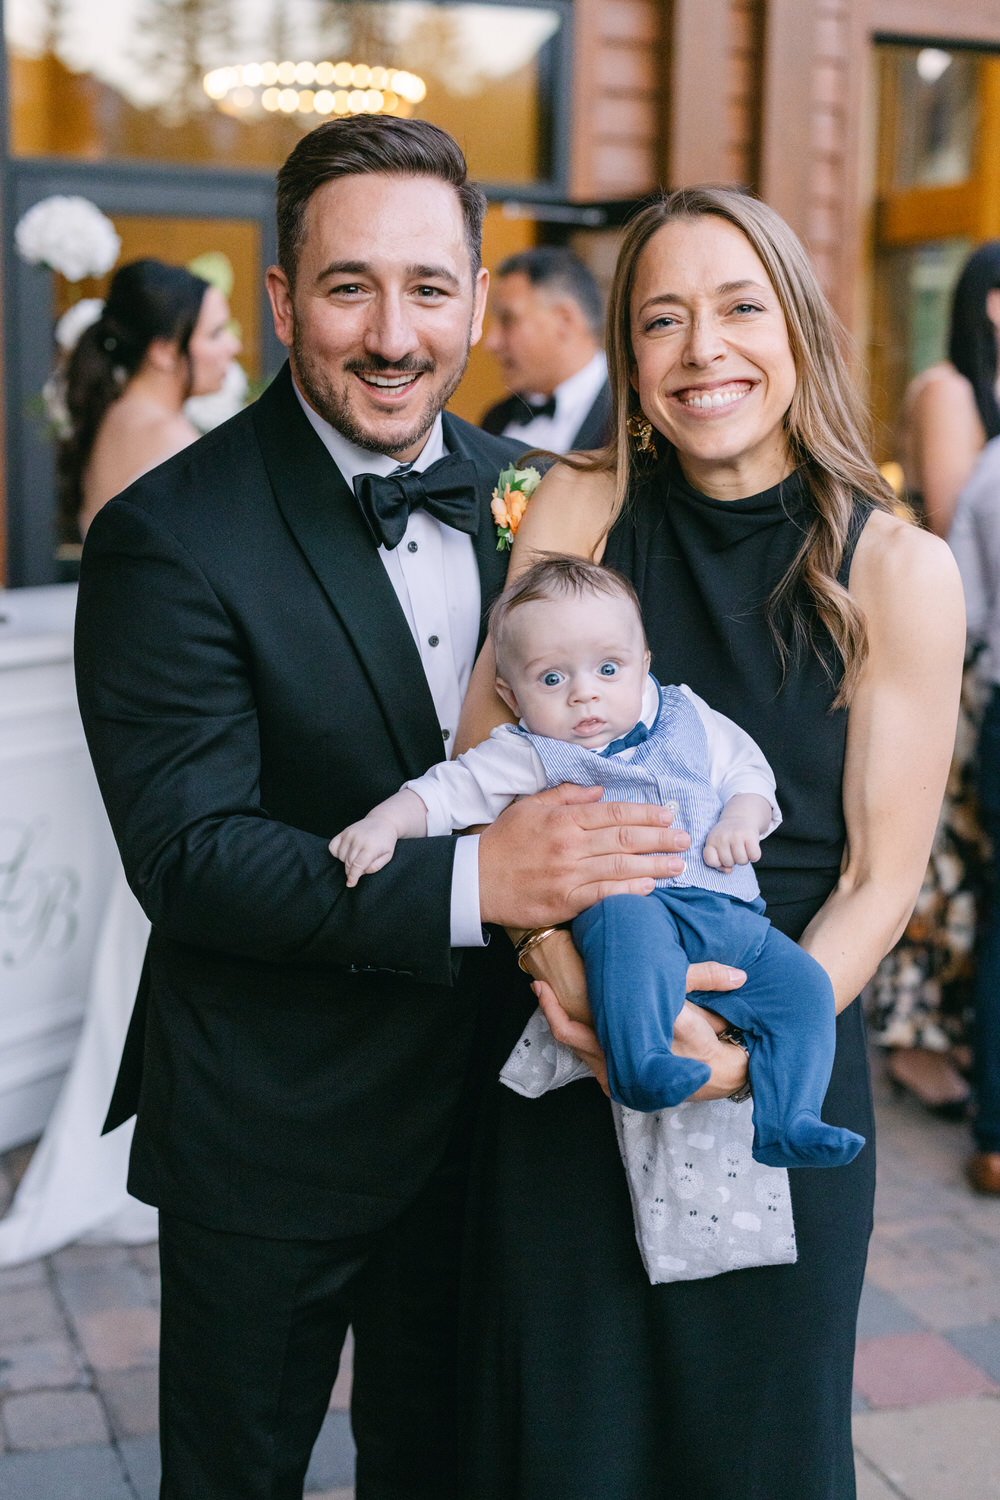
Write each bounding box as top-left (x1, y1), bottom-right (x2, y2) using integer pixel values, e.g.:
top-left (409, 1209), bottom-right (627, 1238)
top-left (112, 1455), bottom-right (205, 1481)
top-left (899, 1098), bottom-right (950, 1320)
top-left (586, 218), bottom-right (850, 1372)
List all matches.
top-left (15, 195), bottom-right (121, 282)
top-left (491, 463), bottom-right (542, 551)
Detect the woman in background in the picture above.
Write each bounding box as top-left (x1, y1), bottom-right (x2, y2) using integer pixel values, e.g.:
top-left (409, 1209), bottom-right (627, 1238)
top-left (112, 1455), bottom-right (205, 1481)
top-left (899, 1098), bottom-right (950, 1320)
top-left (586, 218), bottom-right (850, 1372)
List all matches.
top-left (0, 259), bottom-right (240, 1265)
top-left (58, 257), bottom-right (239, 542)
top-left (869, 241), bottom-right (1000, 1115)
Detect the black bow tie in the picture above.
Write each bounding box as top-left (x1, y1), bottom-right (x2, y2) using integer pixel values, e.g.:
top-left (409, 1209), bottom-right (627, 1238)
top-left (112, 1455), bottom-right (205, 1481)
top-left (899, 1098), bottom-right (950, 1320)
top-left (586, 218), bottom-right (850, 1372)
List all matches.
top-left (353, 455), bottom-right (480, 550)
top-left (509, 395), bottom-right (556, 425)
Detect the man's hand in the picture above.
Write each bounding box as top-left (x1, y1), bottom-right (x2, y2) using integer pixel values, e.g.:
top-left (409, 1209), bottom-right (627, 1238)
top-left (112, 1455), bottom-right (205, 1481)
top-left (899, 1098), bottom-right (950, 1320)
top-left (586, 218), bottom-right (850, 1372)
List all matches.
top-left (479, 783), bottom-right (689, 928)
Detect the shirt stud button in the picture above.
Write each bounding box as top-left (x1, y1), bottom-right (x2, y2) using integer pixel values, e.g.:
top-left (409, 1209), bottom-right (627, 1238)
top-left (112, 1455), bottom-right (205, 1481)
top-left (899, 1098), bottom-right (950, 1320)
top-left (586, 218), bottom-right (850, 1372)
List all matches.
top-left (442, 728), bottom-right (451, 741)
top-left (428, 635), bottom-right (439, 648)
top-left (407, 540), bottom-right (418, 553)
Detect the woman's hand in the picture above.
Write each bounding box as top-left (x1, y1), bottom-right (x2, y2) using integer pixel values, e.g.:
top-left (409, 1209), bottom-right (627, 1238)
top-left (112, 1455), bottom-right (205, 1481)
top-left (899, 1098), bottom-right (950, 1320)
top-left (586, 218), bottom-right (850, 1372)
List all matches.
top-left (531, 952), bottom-right (749, 1101)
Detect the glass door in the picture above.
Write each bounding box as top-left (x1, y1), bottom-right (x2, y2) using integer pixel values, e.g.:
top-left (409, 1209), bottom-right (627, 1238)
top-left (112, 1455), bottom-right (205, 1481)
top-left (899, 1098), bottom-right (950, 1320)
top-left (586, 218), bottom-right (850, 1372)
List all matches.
top-left (868, 40), bottom-right (1000, 464)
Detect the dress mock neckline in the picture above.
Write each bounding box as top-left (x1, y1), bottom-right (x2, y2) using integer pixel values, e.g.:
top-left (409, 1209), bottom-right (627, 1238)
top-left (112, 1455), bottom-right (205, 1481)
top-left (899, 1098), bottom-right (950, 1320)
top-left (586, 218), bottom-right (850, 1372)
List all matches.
top-left (665, 456), bottom-right (810, 514)
top-left (648, 457), bottom-right (812, 551)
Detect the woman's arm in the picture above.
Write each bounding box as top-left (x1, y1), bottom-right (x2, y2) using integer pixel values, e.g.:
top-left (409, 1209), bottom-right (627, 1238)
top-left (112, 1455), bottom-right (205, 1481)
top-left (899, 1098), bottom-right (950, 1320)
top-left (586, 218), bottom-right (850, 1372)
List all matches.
top-left (798, 511), bottom-right (966, 1007)
top-left (456, 462), bottom-right (617, 755)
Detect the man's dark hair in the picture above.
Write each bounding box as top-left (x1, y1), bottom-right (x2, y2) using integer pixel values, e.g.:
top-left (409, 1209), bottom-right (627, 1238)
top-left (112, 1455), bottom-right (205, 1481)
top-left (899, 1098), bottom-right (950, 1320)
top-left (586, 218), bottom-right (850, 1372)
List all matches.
top-left (496, 246), bottom-right (604, 337)
top-left (276, 115), bottom-right (487, 288)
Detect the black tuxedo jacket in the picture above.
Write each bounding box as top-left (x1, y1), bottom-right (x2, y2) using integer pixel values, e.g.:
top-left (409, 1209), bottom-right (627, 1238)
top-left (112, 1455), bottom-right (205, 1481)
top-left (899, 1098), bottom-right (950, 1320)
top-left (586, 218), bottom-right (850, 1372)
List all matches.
top-left (480, 377), bottom-right (612, 453)
top-left (75, 365), bottom-right (527, 1240)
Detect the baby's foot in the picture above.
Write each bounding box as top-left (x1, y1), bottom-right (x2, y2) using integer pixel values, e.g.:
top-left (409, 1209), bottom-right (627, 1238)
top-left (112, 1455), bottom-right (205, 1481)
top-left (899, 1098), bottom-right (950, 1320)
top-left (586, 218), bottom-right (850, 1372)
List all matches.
top-left (610, 1051), bottom-right (712, 1112)
top-left (752, 1111), bottom-right (865, 1169)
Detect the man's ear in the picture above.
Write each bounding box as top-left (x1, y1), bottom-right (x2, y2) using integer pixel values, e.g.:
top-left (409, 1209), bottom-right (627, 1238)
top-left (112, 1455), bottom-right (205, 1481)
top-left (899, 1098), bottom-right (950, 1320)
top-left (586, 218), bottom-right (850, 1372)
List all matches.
top-left (265, 264), bottom-right (295, 349)
top-left (469, 266), bottom-right (490, 348)
top-left (495, 675), bottom-right (520, 718)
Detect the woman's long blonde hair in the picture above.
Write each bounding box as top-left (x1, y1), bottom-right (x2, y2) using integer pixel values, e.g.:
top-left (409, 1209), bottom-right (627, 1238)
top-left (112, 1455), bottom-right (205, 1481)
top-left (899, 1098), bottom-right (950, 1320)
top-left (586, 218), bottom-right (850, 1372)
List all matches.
top-left (580, 185), bottom-right (895, 705)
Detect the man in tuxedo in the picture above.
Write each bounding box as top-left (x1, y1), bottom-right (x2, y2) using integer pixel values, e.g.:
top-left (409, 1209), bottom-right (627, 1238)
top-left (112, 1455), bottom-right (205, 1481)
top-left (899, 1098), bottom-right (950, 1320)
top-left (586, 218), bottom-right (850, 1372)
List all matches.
top-left (74, 117), bottom-right (688, 1499)
top-left (480, 246), bottom-right (611, 452)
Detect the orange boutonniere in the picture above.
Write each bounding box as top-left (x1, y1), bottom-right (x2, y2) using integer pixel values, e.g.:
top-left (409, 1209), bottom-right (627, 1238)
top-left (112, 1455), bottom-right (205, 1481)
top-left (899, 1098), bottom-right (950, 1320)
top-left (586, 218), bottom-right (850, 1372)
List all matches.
top-left (491, 463), bottom-right (542, 550)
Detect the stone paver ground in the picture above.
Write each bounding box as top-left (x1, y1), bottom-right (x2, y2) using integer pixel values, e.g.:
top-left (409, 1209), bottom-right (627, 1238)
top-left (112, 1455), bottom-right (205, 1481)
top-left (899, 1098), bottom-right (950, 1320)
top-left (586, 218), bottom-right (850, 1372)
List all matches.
top-left (0, 1050), bottom-right (997, 1498)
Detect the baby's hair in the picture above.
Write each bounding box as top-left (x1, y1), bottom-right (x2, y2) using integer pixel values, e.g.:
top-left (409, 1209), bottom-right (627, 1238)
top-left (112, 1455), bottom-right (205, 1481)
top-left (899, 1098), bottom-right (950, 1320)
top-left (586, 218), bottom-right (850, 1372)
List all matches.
top-left (488, 554), bottom-right (645, 675)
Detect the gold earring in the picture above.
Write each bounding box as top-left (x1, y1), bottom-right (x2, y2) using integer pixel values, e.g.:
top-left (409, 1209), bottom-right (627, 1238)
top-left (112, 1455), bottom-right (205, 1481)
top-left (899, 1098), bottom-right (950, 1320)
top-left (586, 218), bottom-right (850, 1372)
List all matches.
top-left (626, 412), bottom-right (656, 454)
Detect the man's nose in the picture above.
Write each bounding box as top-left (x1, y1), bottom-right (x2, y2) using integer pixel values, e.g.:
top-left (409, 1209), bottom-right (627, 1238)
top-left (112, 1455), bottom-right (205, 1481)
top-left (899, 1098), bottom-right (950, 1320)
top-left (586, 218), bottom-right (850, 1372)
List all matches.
top-left (363, 295), bottom-right (419, 362)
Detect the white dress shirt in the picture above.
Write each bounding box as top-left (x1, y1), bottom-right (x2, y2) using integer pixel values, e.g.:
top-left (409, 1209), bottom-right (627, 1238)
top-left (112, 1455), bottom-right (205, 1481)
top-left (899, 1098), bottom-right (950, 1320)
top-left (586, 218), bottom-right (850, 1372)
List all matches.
top-left (501, 352), bottom-right (608, 454)
top-left (293, 381), bottom-right (486, 946)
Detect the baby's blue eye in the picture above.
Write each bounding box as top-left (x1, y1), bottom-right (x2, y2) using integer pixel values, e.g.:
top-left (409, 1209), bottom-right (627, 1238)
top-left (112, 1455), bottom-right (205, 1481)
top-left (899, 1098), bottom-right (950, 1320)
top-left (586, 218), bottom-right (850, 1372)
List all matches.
top-left (542, 671), bottom-right (563, 687)
top-left (598, 662), bottom-right (618, 677)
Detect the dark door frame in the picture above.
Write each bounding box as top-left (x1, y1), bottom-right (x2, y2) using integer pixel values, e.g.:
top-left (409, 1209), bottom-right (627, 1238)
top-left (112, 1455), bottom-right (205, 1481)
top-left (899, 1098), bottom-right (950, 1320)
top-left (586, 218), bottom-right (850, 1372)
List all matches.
top-left (3, 159), bottom-right (281, 585)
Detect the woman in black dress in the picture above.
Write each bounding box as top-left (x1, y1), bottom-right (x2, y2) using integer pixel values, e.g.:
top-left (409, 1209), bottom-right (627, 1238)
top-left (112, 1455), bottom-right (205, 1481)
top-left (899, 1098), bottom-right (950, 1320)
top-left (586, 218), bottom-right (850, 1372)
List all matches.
top-left (456, 187), bottom-right (965, 1498)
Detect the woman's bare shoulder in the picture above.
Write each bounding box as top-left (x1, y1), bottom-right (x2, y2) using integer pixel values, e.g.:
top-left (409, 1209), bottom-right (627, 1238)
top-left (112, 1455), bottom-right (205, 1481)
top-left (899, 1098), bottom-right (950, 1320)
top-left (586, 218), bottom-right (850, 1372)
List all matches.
top-left (512, 460), bottom-right (617, 565)
top-left (851, 508), bottom-right (963, 617)
top-left (903, 362), bottom-right (978, 424)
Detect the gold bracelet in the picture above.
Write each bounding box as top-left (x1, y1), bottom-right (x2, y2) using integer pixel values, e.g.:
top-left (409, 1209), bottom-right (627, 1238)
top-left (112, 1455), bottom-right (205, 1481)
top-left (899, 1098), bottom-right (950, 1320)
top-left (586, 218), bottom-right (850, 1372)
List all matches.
top-left (515, 926), bottom-right (564, 973)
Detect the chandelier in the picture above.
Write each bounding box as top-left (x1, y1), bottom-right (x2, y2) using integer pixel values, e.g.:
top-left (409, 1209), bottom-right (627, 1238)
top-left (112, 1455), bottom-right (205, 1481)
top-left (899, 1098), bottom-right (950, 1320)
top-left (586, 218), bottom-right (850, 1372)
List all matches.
top-left (203, 61), bottom-right (427, 120)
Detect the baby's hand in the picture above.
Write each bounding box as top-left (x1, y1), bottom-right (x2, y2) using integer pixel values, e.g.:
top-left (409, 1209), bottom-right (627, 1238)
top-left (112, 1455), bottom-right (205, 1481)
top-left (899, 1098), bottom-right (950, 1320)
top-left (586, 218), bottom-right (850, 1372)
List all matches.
top-left (329, 816), bottom-right (400, 888)
top-left (703, 820), bottom-right (762, 875)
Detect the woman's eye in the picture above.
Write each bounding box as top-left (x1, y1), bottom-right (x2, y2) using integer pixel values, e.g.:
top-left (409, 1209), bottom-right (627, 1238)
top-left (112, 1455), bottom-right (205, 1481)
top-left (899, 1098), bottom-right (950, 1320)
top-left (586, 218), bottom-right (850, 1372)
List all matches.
top-left (598, 662), bottom-right (618, 677)
top-left (542, 672), bottom-right (563, 687)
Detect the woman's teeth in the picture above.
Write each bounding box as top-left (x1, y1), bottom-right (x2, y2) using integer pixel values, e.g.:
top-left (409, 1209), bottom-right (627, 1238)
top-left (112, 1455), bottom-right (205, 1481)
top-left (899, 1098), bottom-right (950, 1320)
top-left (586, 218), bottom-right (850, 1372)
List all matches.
top-left (679, 386), bottom-right (746, 409)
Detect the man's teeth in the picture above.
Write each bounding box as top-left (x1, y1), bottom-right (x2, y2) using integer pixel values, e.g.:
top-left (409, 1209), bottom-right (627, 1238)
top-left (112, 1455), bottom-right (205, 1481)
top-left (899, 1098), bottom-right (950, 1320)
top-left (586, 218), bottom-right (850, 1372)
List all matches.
top-left (362, 373), bottom-right (416, 388)
top-left (679, 387), bottom-right (746, 408)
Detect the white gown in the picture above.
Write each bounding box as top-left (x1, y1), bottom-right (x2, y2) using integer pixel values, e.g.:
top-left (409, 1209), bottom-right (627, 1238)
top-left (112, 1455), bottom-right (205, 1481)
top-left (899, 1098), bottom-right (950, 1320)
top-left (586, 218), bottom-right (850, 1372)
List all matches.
top-left (0, 869), bottom-right (158, 1265)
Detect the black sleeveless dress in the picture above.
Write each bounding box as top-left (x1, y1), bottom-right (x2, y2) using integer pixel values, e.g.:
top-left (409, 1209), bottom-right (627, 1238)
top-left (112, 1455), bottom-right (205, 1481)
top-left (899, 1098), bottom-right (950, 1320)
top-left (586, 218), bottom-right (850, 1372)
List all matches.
top-left (460, 463), bottom-right (877, 1500)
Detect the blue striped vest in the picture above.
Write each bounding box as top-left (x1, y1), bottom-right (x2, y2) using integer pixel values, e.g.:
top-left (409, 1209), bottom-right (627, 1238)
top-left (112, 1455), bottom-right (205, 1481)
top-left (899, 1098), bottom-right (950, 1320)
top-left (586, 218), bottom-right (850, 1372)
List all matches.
top-left (522, 684), bottom-right (760, 901)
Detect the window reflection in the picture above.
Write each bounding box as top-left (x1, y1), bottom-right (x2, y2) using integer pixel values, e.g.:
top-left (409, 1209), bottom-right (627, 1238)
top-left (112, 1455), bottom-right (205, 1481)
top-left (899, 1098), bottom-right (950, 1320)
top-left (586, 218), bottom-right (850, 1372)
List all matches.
top-left (6, 0), bottom-right (564, 184)
top-left (887, 46), bottom-right (978, 189)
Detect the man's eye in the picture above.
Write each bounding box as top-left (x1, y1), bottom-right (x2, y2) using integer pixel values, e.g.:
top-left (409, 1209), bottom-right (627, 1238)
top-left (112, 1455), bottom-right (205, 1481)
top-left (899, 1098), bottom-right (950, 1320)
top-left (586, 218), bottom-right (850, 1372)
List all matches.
top-left (542, 672), bottom-right (563, 687)
top-left (598, 662), bottom-right (618, 677)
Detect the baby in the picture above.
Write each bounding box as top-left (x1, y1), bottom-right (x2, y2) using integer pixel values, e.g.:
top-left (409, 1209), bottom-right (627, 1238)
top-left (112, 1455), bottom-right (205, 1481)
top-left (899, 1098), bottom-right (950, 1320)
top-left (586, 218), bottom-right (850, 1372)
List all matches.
top-left (330, 556), bottom-right (864, 1169)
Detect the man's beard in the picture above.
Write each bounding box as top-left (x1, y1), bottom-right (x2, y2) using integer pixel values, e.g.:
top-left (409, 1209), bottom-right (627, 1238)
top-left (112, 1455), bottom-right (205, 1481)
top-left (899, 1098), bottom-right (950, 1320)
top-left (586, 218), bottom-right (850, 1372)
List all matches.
top-left (291, 323), bottom-right (471, 456)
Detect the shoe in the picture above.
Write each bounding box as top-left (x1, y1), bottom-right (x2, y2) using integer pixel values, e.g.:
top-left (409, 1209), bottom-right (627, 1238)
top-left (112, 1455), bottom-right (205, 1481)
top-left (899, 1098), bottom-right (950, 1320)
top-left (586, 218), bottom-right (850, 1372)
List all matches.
top-left (885, 1049), bottom-right (971, 1119)
top-left (966, 1151), bottom-right (1000, 1195)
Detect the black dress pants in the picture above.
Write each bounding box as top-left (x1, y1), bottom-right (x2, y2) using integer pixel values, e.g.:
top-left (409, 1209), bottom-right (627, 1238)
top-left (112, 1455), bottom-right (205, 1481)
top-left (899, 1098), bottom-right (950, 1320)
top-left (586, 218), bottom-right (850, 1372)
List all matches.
top-left (158, 1158), bottom-right (465, 1500)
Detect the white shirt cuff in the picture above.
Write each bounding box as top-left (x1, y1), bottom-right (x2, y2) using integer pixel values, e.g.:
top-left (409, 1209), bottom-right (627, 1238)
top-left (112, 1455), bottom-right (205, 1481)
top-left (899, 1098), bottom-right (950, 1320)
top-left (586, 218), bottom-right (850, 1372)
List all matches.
top-left (450, 834), bottom-right (487, 947)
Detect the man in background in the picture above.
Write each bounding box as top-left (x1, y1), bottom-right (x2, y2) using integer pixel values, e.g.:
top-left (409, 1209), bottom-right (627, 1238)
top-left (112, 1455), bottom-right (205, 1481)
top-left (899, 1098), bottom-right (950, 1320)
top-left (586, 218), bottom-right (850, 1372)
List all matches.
top-left (480, 246), bottom-right (611, 453)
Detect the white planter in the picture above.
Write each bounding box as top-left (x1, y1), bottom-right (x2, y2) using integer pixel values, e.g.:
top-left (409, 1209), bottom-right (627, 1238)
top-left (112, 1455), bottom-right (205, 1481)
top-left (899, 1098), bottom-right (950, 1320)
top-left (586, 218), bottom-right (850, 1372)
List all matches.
top-left (0, 585), bottom-right (117, 1151)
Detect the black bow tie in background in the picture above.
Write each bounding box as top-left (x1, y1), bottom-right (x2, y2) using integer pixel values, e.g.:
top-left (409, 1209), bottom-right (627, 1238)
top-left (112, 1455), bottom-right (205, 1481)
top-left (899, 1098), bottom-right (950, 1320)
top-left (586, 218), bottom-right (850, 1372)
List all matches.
top-left (353, 455), bottom-right (480, 550)
top-left (509, 395), bottom-right (556, 425)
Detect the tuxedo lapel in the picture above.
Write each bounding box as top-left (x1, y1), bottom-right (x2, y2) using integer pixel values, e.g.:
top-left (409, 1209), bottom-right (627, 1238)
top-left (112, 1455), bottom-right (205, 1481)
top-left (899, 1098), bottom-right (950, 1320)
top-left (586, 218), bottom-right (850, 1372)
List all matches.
top-left (251, 367), bottom-right (444, 779)
top-left (442, 411), bottom-right (521, 650)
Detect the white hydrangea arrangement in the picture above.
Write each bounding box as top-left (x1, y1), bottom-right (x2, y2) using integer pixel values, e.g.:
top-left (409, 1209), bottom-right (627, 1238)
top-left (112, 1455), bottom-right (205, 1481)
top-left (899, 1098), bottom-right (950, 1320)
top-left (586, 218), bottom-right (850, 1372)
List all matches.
top-left (54, 298), bottom-right (104, 350)
top-left (15, 195), bottom-right (121, 282)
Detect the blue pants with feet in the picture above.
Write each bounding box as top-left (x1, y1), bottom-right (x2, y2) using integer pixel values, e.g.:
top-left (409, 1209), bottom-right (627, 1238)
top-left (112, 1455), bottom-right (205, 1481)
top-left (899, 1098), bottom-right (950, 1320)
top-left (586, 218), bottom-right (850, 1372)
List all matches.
top-left (572, 886), bottom-right (865, 1168)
